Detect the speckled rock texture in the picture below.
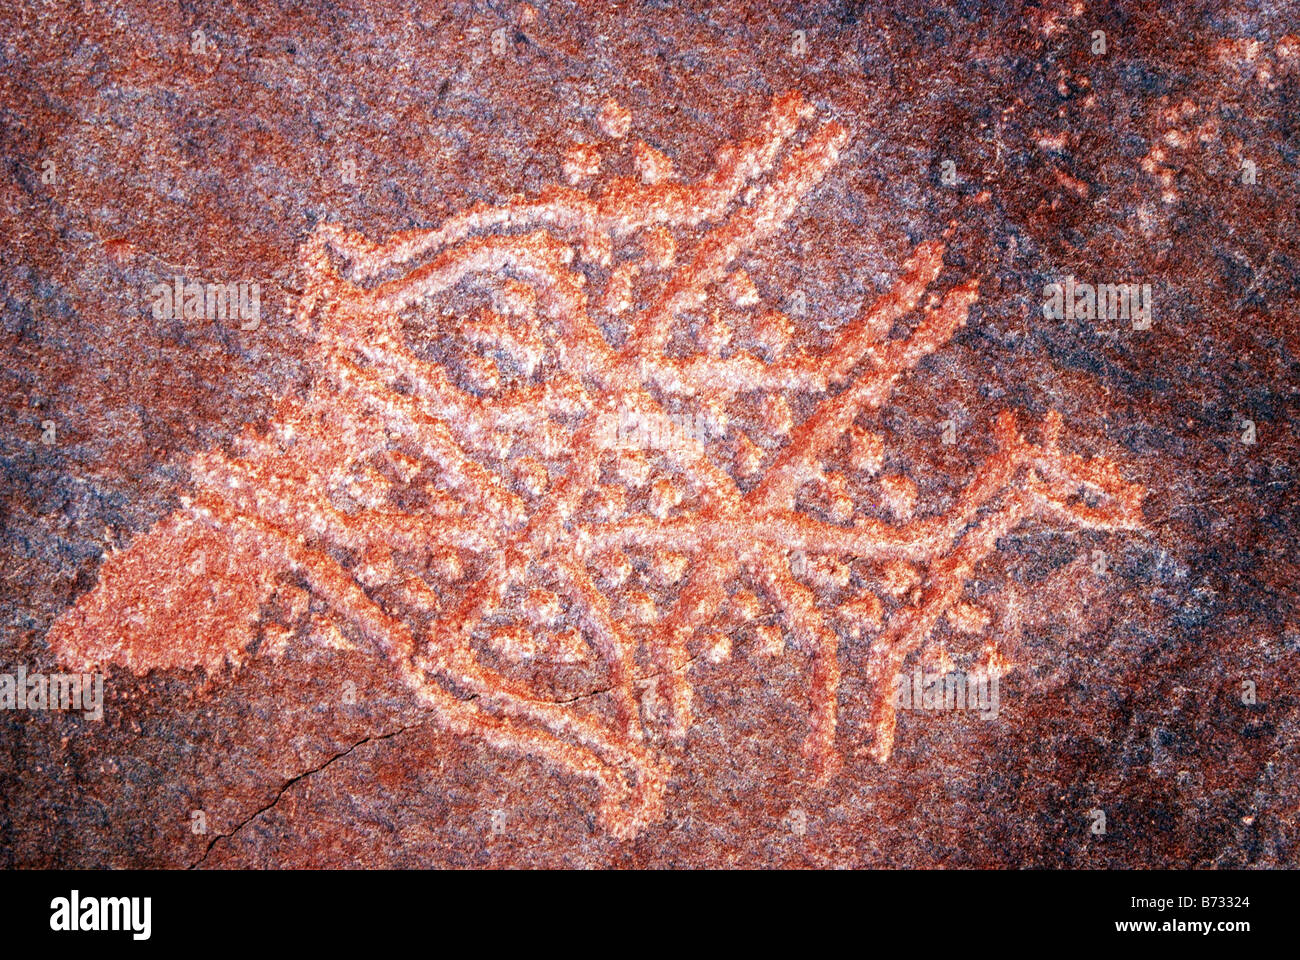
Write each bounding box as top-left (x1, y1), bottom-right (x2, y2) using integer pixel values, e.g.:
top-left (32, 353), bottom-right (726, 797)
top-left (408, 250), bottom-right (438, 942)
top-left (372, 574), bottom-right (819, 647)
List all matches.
top-left (2, 0), bottom-right (1297, 867)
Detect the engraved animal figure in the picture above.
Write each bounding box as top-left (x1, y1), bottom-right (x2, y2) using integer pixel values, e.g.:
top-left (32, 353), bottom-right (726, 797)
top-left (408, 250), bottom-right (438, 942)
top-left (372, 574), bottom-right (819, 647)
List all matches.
top-left (47, 93), bottom-right (1145, 837)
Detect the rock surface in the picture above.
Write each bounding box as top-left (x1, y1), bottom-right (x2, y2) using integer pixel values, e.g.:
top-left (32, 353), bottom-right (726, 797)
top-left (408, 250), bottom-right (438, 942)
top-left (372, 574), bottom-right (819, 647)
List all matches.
top-left (1, 0), bottom-right (1297, 867)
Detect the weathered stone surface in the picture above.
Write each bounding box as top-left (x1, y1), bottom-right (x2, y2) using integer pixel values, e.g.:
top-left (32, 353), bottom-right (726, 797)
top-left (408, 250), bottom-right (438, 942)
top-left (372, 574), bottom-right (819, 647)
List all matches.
top-left (1, 0), bottom-right (1296, 867)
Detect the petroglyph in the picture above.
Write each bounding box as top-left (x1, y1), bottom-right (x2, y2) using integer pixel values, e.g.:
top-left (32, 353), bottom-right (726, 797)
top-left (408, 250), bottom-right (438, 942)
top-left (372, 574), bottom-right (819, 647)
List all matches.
top-left (46, 92), bottom-right (1146, 837)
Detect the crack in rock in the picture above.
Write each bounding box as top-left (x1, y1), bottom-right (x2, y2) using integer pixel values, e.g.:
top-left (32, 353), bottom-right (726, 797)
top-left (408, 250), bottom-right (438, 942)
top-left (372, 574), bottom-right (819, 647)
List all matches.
top-left (188, 721), bottom-right (425, 869)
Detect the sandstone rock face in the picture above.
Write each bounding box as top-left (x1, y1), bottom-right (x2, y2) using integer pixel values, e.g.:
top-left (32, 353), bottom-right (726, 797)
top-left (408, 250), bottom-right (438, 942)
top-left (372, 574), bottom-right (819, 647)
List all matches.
top-left (2, 0), bottom-right (1296, 868)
